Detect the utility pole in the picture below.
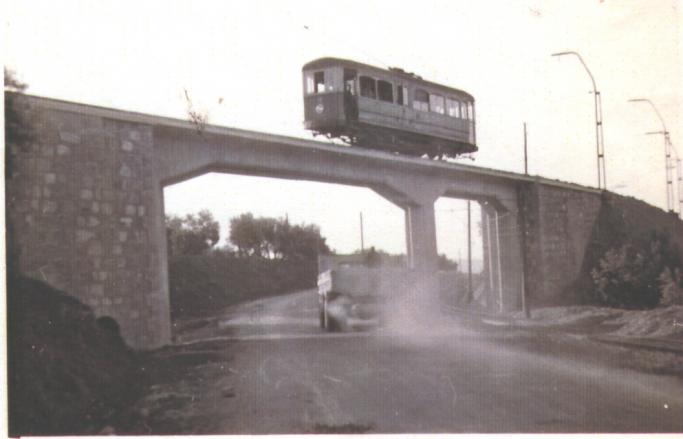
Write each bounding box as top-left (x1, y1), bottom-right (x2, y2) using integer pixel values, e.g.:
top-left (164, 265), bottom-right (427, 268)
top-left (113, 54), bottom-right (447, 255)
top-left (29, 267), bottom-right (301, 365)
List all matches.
top-left (552, 51), bottom-right (606, 189)
top-left (675, 151), bottom-right (683, 217)
top-left (645, 130), bottom-right (676, 213)
top-left (528, 122), bottom-right (529, 175)
top-left (628, 98), bottom-right (677, 214)
top-left (467, 200), bottom-right (473, 303)
top-left (359, 211), bottom-right (365, 252)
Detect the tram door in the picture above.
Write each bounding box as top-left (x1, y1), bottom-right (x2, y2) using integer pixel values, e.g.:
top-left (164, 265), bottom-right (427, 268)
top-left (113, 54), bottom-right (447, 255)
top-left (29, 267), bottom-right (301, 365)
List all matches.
top-left (343, 69), bottom-right (359, 121)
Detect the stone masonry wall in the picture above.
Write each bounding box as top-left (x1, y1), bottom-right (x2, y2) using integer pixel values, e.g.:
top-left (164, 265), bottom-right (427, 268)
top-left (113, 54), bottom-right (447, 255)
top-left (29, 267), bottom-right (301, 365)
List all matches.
top-left (6, 100), bottom-right (170, 349)
top-left (532, 183), bottom-right (602, 305)
top-left (522, 181), bottom-right (683, 307)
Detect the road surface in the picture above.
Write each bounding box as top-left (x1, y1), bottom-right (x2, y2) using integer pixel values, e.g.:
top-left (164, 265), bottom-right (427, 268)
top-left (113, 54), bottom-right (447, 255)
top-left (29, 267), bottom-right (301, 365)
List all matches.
top-left (128, 290), bottom-right (683, 434)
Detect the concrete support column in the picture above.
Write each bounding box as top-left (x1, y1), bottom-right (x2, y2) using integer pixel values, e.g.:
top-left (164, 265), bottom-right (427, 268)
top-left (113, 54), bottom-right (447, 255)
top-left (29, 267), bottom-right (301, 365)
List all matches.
top-left (404, 203), bottom-right (439, 272)
top-left (403, 201), bottom-right (440, 308)
top-left (374, 185), bottom-right (440, 301)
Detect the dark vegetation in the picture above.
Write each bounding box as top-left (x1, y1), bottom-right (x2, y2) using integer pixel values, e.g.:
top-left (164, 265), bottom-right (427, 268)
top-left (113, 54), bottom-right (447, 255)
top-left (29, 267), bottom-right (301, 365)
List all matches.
top-left (7, 276), bottom-right (143, 436)
top-left (169, 252), bottom-right (319, 319)
top-left (167, 212), bottom-right (330, 319)
top-left (591, 232), bottom-right (683, 309)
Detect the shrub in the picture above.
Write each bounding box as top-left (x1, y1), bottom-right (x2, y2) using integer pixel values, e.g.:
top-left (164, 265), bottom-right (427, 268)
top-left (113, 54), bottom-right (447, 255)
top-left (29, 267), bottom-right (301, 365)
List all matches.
top-left (590, 233), bottom-right (681, 309)
top-left (659, 267), bottom-right (683, 306)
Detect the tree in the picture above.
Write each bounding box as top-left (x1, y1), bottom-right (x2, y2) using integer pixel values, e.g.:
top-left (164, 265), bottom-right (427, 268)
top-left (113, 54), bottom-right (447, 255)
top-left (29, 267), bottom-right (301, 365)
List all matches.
top-left (5, 68), bottom-right (33, 154)
top-left (5, 68), bottom-right (33, 279)
top-left (228, 214), bottom-right (330, 260)
top-left (166, 210), bottom-right (220, 257)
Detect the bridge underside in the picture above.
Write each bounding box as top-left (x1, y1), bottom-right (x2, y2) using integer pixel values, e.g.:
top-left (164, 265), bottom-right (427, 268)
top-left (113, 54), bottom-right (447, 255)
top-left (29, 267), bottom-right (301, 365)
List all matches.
top-left (13, 95), bottom-right (681, 350)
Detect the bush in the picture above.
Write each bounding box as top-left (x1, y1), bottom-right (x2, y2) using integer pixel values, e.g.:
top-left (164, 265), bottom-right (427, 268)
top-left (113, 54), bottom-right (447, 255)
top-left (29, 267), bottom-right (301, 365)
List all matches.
top-left (591, 234), bottom-right (680, 309)
top-left (660, 267), bottom-right (683, 306)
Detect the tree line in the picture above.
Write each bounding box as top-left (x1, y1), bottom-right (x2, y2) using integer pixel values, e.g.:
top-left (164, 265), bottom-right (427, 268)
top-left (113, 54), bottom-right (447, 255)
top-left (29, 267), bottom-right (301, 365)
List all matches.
top-left (166, 210), bottom-right (330, 260)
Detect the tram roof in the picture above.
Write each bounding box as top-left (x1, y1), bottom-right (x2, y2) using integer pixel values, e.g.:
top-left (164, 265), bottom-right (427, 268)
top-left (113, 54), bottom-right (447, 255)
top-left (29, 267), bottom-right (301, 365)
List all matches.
top-left (303, 57), bottom-right (474, 101)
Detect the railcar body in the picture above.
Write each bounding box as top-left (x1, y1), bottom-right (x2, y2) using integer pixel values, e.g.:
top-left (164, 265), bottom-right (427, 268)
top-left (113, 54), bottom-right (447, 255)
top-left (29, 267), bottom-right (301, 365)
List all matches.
top-left (302, 57), bottom-right (477, 159)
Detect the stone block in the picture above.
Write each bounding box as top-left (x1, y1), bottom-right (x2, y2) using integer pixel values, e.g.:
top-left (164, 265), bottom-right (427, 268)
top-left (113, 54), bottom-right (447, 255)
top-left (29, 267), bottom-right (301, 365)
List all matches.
top-left (36, 158), bottom-right (50, 173)
top-left (44, 173), bottom-right (56, 184)
top-left (41, 145), bottom-right (55, 156)
top-left (87, 241), bottom-right (103, 256)
top-left (119, 164), bottom-right (132, 178)
top-left (80, 189), bottom-right (93, 200)
top-left (118, 231), bottom-right (128, 242)
top-left (59, 131), bottom-right (81, 144)
top-left (56, 144), bottom-right (71, 155)
top-left (120, 217), bottom-right (133, 227)
top-left (91, 202), bottom-right (100, 213)
top-left (42, 200), bottom-right (58, 214)
top-left (125, 204), bottom-right (136, 216)
top-left (121, 140), bottom-right (134, 152)
top-left (88, 216), bottom-right (100, 227)
top-left (88, 284), bottom-right (104, 296)
top-left (76, 229), bottom-right (94, 242)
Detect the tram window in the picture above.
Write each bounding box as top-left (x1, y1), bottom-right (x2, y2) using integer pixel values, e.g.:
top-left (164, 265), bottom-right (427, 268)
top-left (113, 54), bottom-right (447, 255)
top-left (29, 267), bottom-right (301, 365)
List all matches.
top-left (446, 98), bottom-right (460, 117)
top-left (377, 80), bottom-right (394, 102)
top-left (413, 89), bottom-right (429, 111)
top-left (305, 73), bottom-right (315, 94)
top-left (360, 76), bottom-right (377, 99)
top-left (468, 102), bottom-right (474, 120)
top-left (314, 71), bottom-right (325, 93)
top-left (461, 102), bottom-right (468, 119)
top-left (396, 85), bottom-right (408, 105)
top-left (429, 94), bottom-right (445, 114)
top-left (344, 69), bottom-right (357, 95)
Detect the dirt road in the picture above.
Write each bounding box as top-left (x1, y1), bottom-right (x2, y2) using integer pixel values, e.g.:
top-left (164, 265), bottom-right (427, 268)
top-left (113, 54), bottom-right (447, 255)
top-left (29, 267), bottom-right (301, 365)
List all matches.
top-left (121, 290), bottom-right (683, 434)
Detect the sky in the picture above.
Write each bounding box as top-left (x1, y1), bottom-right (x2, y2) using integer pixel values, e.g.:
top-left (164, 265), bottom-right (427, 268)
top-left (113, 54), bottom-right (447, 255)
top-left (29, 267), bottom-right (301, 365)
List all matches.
top-left (3, 0), bottom-right (681, 258)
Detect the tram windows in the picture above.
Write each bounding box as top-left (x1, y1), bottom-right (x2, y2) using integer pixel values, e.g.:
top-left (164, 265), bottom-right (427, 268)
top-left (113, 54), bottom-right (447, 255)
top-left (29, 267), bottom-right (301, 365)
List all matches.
top-left (360, 76), bottom-right (377, 99)
top-left (396, 85), bottom-right (408, 106)
top-left (460, 102), bottom-right (468, 119)
top-left (430, 94), bottom-right (445, 114)
top-left (377, 80), bottom-right (394, 103)
top-left (468, 102), bottom-right (474, 120)
top-left (446, 98), bottom-right (460, 117)
top-left (344, 69), bottom-right (357, 95)
top-left (314, 71), bottom-right (326, 93)
top-left (413, 89), bottom-right (429, 112)
top-left (305, 73), bottom-right (315, 94)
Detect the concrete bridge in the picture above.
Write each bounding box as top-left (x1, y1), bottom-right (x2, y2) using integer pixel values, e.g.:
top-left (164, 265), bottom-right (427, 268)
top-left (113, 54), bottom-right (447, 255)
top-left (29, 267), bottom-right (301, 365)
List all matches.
top-left (7, 93), bottom-right (683, 349)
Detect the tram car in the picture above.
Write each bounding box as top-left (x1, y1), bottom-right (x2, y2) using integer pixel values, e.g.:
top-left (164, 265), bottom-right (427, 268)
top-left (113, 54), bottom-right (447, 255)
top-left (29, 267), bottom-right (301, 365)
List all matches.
top-left (302, 57), bottom-right (477, 159)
